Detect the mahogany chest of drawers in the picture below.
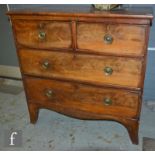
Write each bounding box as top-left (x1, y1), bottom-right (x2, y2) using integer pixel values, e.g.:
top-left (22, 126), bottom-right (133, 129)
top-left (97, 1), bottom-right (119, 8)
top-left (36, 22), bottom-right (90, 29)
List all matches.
top-left (8, 6), bottom-right (153, 144)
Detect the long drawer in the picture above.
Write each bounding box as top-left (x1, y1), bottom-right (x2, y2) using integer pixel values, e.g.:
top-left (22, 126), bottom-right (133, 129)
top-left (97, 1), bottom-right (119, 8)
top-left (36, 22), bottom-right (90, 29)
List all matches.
top-left (24, 77), bottom-right (140, 118)
top-left (19, 49), bottom-right (143, 89)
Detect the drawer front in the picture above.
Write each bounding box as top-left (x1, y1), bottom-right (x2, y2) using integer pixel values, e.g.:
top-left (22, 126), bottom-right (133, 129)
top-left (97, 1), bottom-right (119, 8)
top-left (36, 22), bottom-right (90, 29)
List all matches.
top-left (19, 49), bottom-right (143, 89)
top-left (77, 23), bottom-right (146, 56)
top-left (13, 20), bottom-right (72, 49)
top-left (25, 77), bottom-right (140, 118)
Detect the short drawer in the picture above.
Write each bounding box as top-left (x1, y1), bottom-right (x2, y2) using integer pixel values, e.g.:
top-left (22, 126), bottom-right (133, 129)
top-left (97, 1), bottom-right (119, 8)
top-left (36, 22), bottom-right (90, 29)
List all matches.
top-left (19, 49), bottom-right (143, 89)
top-left (13, 20), bottom-right (72, 49)
top-left (25, 77), bottom-right (140, 118)
top-left (77, 23), bottom-right (146, 56)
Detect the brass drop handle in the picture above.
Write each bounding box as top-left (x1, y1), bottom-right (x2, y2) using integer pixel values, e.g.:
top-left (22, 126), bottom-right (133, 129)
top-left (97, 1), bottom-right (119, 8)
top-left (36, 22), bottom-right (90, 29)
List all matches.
top-left (104, 98), bottom-right (112, 106)
top-left (104, 34), bottom-right (113, 44)
top-left (104, 66), bottom-right (113, 76)
top-left (38, 31), bottom-right (46, 40)
top-left (42, 60), bottom-right (50, 69)
top-left (45, 89), bottom-right (53, 98)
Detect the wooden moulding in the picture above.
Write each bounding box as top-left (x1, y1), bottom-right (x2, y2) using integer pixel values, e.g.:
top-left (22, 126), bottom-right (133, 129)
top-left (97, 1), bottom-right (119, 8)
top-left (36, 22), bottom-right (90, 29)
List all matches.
top-left (7, 6), bottom-right (153, 21)
top-left (9, 15), bottom-right (152, 25)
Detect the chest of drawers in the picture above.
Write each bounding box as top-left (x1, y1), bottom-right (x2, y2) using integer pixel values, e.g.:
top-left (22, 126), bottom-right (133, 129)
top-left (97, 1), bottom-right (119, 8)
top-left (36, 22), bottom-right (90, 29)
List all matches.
top-left (8, 6), bottom-right (153, 144)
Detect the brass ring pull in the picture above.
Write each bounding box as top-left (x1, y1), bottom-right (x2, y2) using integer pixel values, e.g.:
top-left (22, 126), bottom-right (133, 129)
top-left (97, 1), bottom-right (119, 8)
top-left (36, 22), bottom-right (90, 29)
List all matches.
top-left (104, 34), bottom-right (113, 44)
top-left (45, 89), bottom-right (53, 98)
top-left (38, 31), bottom-right (46, 40)
top-left (104, 98), bottom-right (112, 106)
top-left (104, 66), bottom-right (113, 76)
top-left (42, 60), bottom-right (50, 69)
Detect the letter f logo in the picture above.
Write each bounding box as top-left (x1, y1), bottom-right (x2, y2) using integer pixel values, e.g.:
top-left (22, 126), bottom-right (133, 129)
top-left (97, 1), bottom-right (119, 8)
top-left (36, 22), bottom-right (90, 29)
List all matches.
top-left (9, 132), bottom-right (17, 146)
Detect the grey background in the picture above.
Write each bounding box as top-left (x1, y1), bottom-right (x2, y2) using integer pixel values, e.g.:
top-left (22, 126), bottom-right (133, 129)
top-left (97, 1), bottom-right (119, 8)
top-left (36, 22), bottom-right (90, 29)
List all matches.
top-left (0, 4), bottom-right (155, 100)
top-left (0, 5), bottom-right (17, 66)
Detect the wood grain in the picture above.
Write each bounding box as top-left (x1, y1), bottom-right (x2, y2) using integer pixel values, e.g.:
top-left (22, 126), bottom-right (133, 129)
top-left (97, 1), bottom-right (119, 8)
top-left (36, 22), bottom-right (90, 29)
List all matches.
top-left (27, 99), bottom-right (139, 144)
top-left (24, 76), bottom-right (140, 118)
top-left (19, 49), bottom-right (143, 89)
top-left (8, 6), bottom-right (153, 145)
top-left (77, 23), bottom-right (146, 56)
top-left (13, 20), bottom-right (72, 49)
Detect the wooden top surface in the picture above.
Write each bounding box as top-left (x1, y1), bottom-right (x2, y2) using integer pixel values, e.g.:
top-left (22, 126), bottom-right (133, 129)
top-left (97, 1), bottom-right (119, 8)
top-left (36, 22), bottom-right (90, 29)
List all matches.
top-left (7, 5), bottom-right (153, 19)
